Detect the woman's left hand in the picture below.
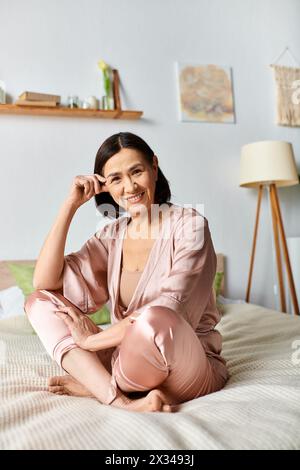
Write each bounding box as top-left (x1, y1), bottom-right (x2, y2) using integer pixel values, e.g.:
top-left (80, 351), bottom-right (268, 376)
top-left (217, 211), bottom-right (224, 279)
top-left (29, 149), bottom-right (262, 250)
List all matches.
top-left (54, 306), bottom-right (99, 349)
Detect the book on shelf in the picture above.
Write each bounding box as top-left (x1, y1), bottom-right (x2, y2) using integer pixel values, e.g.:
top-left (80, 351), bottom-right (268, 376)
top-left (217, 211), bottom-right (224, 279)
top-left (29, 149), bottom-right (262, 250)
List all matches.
top-left (15, 99), bottom-right (58, 107)
top-left (18, 91), bottom-right (61, 103)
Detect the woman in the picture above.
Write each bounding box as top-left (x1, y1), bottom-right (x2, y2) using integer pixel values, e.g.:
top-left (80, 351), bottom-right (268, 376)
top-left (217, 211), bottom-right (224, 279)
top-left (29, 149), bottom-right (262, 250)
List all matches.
top-left (25, 132), bottom-right (229, 413)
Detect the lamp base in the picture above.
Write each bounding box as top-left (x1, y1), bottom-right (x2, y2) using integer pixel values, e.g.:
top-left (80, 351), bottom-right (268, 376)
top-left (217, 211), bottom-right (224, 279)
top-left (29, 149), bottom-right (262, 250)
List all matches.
top-left (246, 184), bottom-right (299, 315)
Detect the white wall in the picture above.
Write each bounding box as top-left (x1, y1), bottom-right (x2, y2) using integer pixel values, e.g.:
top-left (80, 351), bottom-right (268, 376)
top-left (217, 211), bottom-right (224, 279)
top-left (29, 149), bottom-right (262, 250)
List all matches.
top-left (0, 0), bottom-right (299, 310)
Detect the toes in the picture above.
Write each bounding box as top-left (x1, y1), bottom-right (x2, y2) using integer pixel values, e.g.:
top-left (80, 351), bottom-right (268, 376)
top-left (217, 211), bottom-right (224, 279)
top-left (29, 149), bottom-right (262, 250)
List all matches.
top-left (148, 390), bottom-right (165, 412)
top-left (154, 390), bottom-right (172, 406)
top-left (162, 404), bottom-right (179, 412)
top-left (151, 389), bottom-right (179, 413)
top-left (49, 385), bottom-right (66, 394)
top-left (48, 377), bottom-right (55, 386)
top-left (162, 404), bottom-right (172, 412)
top-left (48, 376), bottom-right (63, 387)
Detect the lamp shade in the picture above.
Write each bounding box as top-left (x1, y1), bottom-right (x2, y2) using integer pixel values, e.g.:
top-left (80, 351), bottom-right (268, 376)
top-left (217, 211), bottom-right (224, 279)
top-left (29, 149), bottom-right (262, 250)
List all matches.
top-left (240, 141), bottom-right (299, 188)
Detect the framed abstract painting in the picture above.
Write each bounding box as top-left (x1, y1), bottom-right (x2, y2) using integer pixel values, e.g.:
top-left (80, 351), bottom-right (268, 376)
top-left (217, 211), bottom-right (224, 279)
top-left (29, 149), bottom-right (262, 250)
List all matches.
top-left (175, 62), bottom-right (235, 123)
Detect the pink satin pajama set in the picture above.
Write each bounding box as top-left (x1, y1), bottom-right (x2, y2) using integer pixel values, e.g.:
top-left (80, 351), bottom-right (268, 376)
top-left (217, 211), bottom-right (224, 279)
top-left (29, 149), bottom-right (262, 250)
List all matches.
top-left (25, 204), bottom-right (229, 405)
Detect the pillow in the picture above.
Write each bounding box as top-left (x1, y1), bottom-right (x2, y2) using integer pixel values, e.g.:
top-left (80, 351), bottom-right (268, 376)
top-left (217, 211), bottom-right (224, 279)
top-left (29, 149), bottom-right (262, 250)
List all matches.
top-left (88, 304), bottom-right (111, 324)
top-left (213, 271), bottom-right (225, 314)
top-left (214, 271), bottom-right (224, 297)
top-left (5, 262), bottom-right (111, 325)
top-left (0, 286), bottom-right (26, 318)
top-left (7, 263), bottom-right (35, 298)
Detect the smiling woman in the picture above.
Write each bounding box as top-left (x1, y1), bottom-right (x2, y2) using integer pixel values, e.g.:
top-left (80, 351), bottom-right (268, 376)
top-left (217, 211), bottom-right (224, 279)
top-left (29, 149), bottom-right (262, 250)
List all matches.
top-left (24, 131), bottom-right (228, 413)
top-left (94, 132), bottom-right (171, 219)
top-left (102, 148), bottom-right (156, 221)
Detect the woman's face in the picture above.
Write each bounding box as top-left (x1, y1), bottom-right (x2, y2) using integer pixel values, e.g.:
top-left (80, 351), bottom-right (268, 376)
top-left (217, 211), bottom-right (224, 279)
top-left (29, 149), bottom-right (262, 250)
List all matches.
top-left (102, 148), bottom-right (158, 217)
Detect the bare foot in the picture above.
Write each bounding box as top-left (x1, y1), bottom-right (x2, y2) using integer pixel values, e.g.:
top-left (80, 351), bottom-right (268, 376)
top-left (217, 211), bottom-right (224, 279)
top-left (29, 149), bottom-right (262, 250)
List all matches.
top-left (110, 388), bottom-right (178, 413)
top-left (48, 377), bottom-right (180, 412)
top-left (48, 375), bottom-right (93, 397)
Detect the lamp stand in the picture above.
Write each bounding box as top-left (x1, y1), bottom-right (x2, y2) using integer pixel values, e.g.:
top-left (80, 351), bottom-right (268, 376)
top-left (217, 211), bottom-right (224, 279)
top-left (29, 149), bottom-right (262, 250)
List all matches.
top-left (245, 183), bottom-right (299, 315)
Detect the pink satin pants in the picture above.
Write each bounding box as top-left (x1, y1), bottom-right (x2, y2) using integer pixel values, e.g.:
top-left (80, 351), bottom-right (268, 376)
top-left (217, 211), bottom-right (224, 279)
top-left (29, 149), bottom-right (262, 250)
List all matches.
top-left (24, 290), bottom-right (227, 405)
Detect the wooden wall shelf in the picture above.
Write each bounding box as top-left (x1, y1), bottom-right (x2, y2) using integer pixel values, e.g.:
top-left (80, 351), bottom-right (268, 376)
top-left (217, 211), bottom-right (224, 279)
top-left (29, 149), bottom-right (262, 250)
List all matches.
top-left (0, 104), bottom-right (143, 120)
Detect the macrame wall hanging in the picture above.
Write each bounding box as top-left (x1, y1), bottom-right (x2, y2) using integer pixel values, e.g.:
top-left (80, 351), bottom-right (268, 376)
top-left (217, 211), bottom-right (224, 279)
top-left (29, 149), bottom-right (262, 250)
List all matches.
top-left (270, 47), bottom-right (300, 127)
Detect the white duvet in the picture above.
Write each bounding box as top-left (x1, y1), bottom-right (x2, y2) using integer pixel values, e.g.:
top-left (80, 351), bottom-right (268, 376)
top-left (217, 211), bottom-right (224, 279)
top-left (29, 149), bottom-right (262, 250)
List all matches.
top-left (0, 302), bottom-right (299, 450)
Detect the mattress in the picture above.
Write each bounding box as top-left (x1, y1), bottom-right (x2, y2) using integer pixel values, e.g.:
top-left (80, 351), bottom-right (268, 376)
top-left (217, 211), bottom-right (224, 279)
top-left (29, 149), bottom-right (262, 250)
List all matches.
top-left (0, 302), bottom-right (299, 450)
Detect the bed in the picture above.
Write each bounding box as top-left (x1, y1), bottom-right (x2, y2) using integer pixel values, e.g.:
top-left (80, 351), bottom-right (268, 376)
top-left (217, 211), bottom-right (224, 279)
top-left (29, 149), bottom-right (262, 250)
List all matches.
top-left (0, 256), bottom-right (299, 450)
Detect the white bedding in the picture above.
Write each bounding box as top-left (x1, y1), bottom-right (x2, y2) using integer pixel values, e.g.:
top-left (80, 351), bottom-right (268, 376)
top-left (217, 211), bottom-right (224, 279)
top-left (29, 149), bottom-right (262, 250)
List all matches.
top-left (0, 302), bottom-right (299, 450)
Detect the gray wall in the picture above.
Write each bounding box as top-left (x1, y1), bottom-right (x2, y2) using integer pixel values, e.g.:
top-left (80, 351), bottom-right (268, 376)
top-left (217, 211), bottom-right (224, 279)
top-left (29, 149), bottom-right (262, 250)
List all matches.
top-left (0, 0), bottom-right (299, 310)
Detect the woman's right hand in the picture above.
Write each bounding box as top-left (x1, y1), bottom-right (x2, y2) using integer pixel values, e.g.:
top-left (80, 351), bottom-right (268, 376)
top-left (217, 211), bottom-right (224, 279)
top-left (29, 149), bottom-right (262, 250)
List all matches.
top-left (66, 174), bottom-right (108, 209)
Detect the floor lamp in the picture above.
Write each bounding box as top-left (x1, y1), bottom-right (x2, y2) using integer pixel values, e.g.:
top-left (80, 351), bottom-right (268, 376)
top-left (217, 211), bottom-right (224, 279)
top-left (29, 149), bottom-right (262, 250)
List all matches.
top-left (240, 140), bottom-right (300, 315)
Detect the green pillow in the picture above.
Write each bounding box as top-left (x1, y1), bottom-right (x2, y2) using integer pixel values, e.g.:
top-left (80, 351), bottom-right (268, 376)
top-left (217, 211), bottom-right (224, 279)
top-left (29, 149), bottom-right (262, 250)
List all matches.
top-left (7, 263), bottom-right (35, 297)
top-left (213, 271), bottom-right (224, 297)
top-left (213, 271), bottom-right (224, 314)
top-left (88, 304), bottom-right (111, 325)
top-left (7, 262), bottom-right (111, 325)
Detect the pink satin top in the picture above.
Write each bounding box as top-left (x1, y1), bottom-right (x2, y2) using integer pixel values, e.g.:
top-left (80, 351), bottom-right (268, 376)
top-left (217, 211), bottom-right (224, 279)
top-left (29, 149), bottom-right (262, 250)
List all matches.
top-left (62, 203), bottom-right (227, 366)
top-left (119, 269), bottom-right (143, 309)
